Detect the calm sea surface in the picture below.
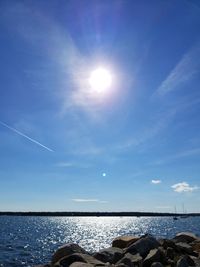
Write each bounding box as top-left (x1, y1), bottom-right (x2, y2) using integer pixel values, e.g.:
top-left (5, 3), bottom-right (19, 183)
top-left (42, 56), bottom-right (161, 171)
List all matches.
top-left (0, 216), bottom-right (200, 267)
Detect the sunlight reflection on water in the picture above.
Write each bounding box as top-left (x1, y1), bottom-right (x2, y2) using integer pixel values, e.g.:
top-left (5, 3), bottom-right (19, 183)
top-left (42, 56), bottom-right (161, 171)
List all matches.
top-left (1, 216), bottom-right (200, 266)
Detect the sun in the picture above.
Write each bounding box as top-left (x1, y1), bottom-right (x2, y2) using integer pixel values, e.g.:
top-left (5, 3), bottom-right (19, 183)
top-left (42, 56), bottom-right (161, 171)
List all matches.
top-left (89, 67), bottom-right (112, 93)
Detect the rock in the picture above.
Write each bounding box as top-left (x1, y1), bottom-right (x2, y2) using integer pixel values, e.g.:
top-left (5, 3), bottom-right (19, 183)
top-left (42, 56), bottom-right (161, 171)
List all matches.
top-left (93, 247), bottom-right (123, 264)
top-left (151, 262), bottom-right (164, 267)
top-left (166, 247), bottom-right (175, 260)
top-left (69, 262), bottom-right (93, 267)
top-left (117, 253), bottom-right (142, 267)
top-left (176, 255), bottom-right (195, 267)
top-left (191, 240), bottom-right (200, 254)
top-left (174, 232), bottom-right (198, 244)
top-left (143, 249), bottom-right (162, 267)
top-left (159, 239), bottom-right (177, 250)
top-left (52, 243), bottom-right (88, 265)
top-left (59, 253), bottom-right (105, 267)
top-left (112, 236), bottom-right (140, 249)
top-left (126, 235), bottom-right (160, 258)
top-left (175, 242), bottom-right (193, 254)
top-left (116, 253), bottom-right (143, 267)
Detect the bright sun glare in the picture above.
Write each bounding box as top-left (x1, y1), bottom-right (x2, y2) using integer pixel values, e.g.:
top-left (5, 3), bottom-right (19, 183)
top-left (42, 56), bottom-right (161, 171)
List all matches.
top-left (89, 67), bottom-right (112, 93)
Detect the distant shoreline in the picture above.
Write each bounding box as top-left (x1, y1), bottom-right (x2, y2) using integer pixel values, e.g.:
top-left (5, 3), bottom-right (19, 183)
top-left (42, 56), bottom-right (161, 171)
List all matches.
top-left (0, 211), bottom-right (200, 217)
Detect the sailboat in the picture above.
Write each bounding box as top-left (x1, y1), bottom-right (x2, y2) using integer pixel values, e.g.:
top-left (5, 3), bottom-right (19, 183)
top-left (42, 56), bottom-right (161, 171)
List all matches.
top-left (173, 206), bottom-right (178, 220)
top-left (180, 203), bottom-right (189, 219)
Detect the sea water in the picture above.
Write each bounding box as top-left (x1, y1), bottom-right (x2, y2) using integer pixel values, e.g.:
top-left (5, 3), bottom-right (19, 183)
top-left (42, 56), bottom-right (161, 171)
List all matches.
top-left (0, 216), bottom-right (200, 267)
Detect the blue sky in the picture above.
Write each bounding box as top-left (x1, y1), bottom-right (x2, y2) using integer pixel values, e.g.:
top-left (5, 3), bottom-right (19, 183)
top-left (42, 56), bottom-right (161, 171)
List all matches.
top-left (0, 0), bottom-right (200, 212)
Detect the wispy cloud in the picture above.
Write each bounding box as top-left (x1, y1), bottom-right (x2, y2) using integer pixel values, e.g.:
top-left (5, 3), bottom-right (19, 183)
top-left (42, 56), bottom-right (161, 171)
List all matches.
top-left (171, 182), bottom-right (198, 193)
top-left (56, 162), bottom-right (91, 168)
top-left (72, 198), bottom-right (108, 203)
top-left (151, 179), bottom-right (161, 184)
top-left (0, 121), bottom-right (53, 152)
top-left (150, 147), bottom-right (200, 166)
top-left (156, 44), bottom-right (200, 96)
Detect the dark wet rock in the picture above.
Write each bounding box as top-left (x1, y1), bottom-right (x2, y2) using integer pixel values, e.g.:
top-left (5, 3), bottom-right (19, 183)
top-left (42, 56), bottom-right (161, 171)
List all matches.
top-left (116, 252), bottom-right (143, 267)
top-left (143, 249), bottom-right (162, 267)
top-left (191, 240), bottom-right (200, 255)
top-left (176, 255), bottom-right (195, 267)
top-left (112, 236), bottom-right (140, 249)
top-left (126, 235), bottom-right (160, 258)
top-left (52, 244), bottom-right (88, 265)
top-left (151, 262), bottom-right (164, 267)
top-left (93, 247), bottom-right (123, 264)
top-left (159, 239), bottom-right (177, 250)
top-left (175, 242), bottom-right (193, 254)
top-left (166, 247), bottom-right (175, 260)
top-left (69, 262), bottom-right (94, 267)
top-left (59, 253), bottom-right (105, 267)
top-left (174, 232), bottom-right (198, 244)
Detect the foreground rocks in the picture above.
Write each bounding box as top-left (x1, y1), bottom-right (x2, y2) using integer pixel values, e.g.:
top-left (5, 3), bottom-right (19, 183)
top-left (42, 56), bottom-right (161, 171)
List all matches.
top-left (35, 232), bottom-right (200, 267)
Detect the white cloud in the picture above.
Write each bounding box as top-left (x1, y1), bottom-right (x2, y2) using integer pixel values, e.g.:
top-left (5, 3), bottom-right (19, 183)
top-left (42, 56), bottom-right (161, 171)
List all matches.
top-left (72, 199), bottom-right (108, 203)
top-left (151, 179), bottom-right (161, 184)
top-left (171, 182), bottom-right (198, 193)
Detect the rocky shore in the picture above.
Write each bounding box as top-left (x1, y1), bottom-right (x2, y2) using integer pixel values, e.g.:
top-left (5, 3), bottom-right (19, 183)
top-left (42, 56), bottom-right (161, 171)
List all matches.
top-left (35, 232), bottom-right (200, 267)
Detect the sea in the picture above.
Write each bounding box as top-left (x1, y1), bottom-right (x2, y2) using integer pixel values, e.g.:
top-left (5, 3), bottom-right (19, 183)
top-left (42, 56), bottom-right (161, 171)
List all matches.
top-left (0, 216), bottom-right (200, 267)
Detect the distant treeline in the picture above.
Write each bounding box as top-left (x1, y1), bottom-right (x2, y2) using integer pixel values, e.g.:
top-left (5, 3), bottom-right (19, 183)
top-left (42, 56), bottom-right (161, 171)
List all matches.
top-left (0, 211), bottom-right (200, 217)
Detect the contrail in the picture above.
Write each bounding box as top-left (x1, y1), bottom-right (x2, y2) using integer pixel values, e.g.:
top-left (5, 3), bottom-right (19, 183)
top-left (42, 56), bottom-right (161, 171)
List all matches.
top-left (0, 120), bottom-right (53, 152)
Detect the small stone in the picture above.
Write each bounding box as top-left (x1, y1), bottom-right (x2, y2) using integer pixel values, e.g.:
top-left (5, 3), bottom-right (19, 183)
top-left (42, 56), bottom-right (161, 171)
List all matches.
top-left (176, 255), bottom-right (195, 267)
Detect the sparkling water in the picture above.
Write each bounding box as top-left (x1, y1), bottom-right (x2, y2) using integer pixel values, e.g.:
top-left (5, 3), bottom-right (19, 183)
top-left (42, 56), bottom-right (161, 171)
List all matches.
top-left (0, 216), bottom-right (200, 266)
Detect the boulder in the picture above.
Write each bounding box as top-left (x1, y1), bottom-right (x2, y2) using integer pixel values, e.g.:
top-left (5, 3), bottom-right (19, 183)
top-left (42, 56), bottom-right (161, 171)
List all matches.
top-left (112, 236), bottom-right (140, 249)
top-left (116, 253), bottom-right (143, 267)
top-left (59, 253), bottom-right (105, 267)
top-left (143, 249), bottom-right (162, 267)
top-left (176, 255), bottom-right (195, 267)
top-left (191, 240), bottom-right (200, 254)
top-left (69, 262), bottom-right (94, 267)
top-left (159, 239), bottom-right (176, 250)
top-left (52, 243), bottom-right (88, 265)
top-left (166, 247), bottom-right (175, 260)
top-left (174, 232), bottom-right (198, 244)
top-left (175, 242), bottom-right (193, 254)
top-left (151, 262), bottom-right (164, 267)
top-left (126, 235), bottom-right (160, 258)
top-left (93, 247), bottom-right (123, 263)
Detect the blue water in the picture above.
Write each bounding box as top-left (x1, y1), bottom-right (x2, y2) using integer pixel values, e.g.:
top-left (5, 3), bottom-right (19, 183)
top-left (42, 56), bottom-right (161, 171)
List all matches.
top-left (0, 216), bottom-right (200, 267)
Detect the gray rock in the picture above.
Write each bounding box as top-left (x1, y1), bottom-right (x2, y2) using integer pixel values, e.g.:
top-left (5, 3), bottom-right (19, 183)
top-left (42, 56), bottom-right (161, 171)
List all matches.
top-left (93, 247), bottom-right (123, 263)
top-left (151, 262), bottom-right (163, 267)
top-left (112, 236), bottom-right (140, 249)
top-left (52, 243), bottom-right (88, 265)
top-left (117, 253), bottom-right (143, 267)
top-left (143, 249), bottom-right (161, 267)
top-left (126, 235), bottom-right (160, 258)
top-left (59, 253), bottom-right (105, 267)
top-left (174, 232), bottom-right (198, 244)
